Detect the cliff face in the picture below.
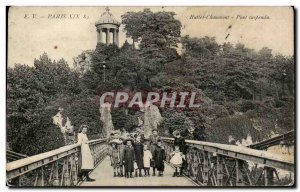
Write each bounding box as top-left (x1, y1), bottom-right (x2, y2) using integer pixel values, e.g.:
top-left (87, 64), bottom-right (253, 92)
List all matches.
top-left (73, 50), bottom-right (93, 75)
top-left (143, 104), bottom-right (162, 138)
top-left (52, 109), bottom-right (75, 145)
top-left (100, 103), bottom-right (114, 138)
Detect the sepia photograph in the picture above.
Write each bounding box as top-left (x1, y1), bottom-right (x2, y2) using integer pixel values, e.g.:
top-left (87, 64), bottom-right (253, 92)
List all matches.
top-left (6, 6), bottom-right (295, 187)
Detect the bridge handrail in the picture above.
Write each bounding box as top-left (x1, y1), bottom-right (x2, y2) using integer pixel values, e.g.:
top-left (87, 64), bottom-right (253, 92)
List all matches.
top-left (248, 130), bottom-right (294, 150)
top-left (162, 137), bottom-right (294, 172)
top-left (6, 138), bottom-right (106, 179)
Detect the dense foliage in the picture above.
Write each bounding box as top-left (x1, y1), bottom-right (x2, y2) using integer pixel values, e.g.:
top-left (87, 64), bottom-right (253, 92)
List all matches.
top-left (7, 54), bottom-right (102, 155)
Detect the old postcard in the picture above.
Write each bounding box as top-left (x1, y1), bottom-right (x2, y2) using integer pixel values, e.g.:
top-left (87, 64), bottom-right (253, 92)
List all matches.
top-left (6, 6), bottom-right (295, 187)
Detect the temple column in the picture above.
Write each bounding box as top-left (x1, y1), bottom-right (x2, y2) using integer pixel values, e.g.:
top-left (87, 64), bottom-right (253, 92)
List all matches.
top-left (116, 30), bottom-right (119, 47)
top-left (97, 28), bottom-right (103, 43)
top-left (113, 29), bottom-right (117, 45)
top-left (106, 28), bottom-right (110, 45)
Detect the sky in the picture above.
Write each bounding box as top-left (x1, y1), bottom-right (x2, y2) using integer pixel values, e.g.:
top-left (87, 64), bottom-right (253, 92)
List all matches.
top-left (7, 6), bottom-right (294, 67)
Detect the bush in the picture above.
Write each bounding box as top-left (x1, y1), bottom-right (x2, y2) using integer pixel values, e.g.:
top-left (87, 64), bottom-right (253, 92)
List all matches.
top-left (207, 114), bottom-right (264, 144)
top-left (65, 94), bottom-right (103, 139)
top-left (206, 104), bottom-right (229, 118)
top-left (158, 109), bottom-right (194, 137)
top-left (240, 100), bottom-right (256, 112)
top-left (7, 106), bottom-right (65, 156)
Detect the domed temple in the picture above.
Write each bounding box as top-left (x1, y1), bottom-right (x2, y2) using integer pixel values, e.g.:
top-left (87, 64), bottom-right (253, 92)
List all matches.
top-left (95, 7), bottom-right (120, 46)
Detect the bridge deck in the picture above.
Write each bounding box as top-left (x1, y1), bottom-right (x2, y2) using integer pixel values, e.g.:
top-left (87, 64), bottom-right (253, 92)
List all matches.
top-left (80, 156), bottom-right (195, 187)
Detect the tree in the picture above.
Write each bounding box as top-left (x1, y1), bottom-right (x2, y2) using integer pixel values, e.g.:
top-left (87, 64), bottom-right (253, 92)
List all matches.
top-left (268, 55), bottom-right (294, 98)
top-left (122, 9), bottom-right (181, 49)
top-left (50, 93), bottom-right (104, 139)
top-left (181, 36), bottom-right (261, 101)
top-left (73, 49), bottom-right (94, 75)
top-left (7, 53), bottom-right (80, 155)
top-left (181, 35), bottom-right (220, 59)
top-left (122, 9), bottom-right (181, 66)
top-left (158, 110), bottom-right (194, 137)
top-left (109, 47), bottom-right (146, 90)
top-left (258, 47), bottom-right (272, 60)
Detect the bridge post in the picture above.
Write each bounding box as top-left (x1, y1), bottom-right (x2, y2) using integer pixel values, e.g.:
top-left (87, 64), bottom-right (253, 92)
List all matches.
top-left (202, 151), bottom-right (209, 185)
top-left (236, 159), bottom-right (245, 186)
top-left (264, 167), bottom-right (274, 186)
top-left (34, 168), bottom-right (45, 186)
top-left (216, 155), bottom-right (224, 186)
top-left (193, 151), bottom-right (201, 180)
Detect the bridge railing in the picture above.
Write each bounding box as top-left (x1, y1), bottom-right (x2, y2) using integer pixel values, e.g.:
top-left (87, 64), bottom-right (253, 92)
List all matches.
top-left (7, 150), bottom-right (28, 163)
top-left (6, 138), bottom-right (108, 187)
top-left (248, 130), bottom-right (294, 150)
top-left (7, 137), bottom-right (295, 187)
top-left (162, 137), bottom-right (294, 187)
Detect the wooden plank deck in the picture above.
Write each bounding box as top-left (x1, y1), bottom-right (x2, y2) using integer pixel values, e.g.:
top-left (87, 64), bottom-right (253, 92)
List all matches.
top-left (80, 156), bottom-right (195, 187)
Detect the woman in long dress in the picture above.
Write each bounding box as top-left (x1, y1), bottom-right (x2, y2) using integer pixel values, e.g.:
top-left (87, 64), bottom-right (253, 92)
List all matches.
top-left (77, 125), bottom-right (95, 182)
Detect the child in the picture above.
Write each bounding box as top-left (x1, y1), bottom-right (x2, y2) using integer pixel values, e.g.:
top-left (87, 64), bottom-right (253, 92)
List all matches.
top-left (170, 145), bottom-right (186, 177)
top-left (108, 142), bottom-right (121, 177)
top-left (173, 130), bottom-right (187, 176)
top-left (111, 131), bottom-right (125, 177)
top-left (133, 135), bottom-right (144, 177)
top-left (153, 140), bottom-right (166, 177)
top-left (123, 139), bottom-right (135, 178)
top-left (143, 144), bottom-right (152, 176)
top-left (118, 140), bottom-right (125, 177)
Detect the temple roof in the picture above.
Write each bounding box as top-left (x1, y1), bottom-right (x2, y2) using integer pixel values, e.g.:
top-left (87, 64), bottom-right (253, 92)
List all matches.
top-left (95, 7), bottom-right (120, 26)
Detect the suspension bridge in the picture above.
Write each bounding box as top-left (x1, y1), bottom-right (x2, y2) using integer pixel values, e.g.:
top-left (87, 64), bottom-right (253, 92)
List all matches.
top-left (6, 131), bottom-right (294, 187)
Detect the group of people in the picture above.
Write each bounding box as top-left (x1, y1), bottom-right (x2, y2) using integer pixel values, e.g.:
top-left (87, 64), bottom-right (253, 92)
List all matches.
top-left (76, 124), bottom-right (189, 182)
top-left (108, 129), bottom-right (166, 178)
top-left (108, 128), bottom-right (188, 178)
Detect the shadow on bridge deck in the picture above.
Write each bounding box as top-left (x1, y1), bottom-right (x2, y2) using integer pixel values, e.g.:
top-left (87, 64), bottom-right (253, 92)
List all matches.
top-left (80, 156), bottom-right (195, 187)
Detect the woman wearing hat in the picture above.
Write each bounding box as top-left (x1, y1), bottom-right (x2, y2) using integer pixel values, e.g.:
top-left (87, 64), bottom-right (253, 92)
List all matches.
top-left (77, 124), bottom-right (95, 182)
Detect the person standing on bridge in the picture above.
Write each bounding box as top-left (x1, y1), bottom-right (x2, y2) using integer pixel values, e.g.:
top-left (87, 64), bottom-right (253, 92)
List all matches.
top-left (173, 130), bottom-right (187, 177)
top-left (153, 140), bottom-right (166, 177)
top-left (170, 145), bottom-right (186, 177)
top-left (77, 125), bottom-right (95, 182)
top-left (143, 144), bottom-right (152, 176)
top-left (148, 129), bottom-right (161, 176)
top-left (123, 138), bottom-right (135, 178)
top-left (109, 140), bottom-right (122, 177)
top-left (112, 131), bottom-right (125, 177)
top-left (134, 135), bottom-right (144, 177)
